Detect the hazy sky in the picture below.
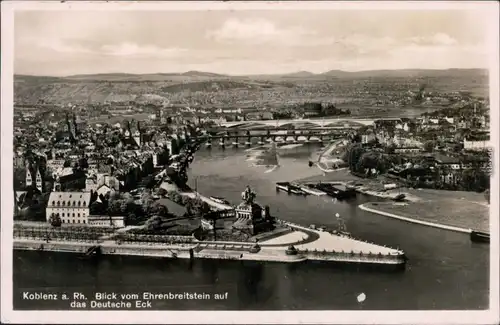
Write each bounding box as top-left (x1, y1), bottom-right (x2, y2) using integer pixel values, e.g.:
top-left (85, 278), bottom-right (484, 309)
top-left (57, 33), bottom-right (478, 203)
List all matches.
top-left (14, 9), bottom-right (491, 76)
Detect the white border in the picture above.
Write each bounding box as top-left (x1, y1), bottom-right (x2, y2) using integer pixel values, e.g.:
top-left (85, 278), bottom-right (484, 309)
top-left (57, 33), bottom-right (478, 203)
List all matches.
top-left (1, 1), bottom-right (499, 324)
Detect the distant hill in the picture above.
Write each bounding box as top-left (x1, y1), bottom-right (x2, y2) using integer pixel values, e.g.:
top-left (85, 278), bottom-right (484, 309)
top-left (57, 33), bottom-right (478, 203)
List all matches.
top-left (281, 71), bottom-right (316, 78)
top-left (181, 71), bottom-right (227, 77)
top-left (13, 68), bottom-right (489, 105)
top-left (320, 68), bottom-right (488, 78)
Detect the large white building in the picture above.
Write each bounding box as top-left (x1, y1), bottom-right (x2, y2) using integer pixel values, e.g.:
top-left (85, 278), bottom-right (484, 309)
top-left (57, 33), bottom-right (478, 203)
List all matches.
top-left (46, 192), bottom-right (91, 224)
top-left (464, 138), bottom-right (491, 151)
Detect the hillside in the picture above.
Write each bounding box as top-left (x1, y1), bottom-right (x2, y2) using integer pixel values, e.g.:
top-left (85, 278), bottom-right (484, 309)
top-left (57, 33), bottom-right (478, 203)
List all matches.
top-left (14, 69), bottom-right (489, 106)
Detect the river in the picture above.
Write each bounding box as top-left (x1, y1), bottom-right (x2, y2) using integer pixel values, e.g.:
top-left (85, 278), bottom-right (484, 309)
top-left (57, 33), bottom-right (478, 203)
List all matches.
top-left (13, 145), bottom-right (489, 310)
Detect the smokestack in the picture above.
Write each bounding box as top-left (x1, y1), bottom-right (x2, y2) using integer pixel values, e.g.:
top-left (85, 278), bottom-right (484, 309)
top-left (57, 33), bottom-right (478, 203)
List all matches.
top-left (127, 120), bottom-right (132, 136)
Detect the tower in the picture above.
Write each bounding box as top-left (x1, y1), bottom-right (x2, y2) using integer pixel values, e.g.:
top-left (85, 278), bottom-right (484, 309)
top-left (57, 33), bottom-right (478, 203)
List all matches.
top-left (72, 113), bottom-right (78, 137)
top-left (35, 168), bottom-right (43, 192)
top-left (133, 121), bottom-right (142, 147)
top-left (25, 165), bottom-right (33, 187)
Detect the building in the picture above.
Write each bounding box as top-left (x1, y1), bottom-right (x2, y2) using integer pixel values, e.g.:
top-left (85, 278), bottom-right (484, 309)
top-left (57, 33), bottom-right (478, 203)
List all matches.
top-left (85, 175), bottom-right (98, 192)
top-left (47, 159), bottom-right (65, 170)
top-left (464, 138), bottom-right (491, 151)
top-left (361, 132), bottom-right (376, 144)
top-left (394, 147), bottom-right (422, 154)
top-left (87, 215), bottom-right (125, 228)
top-left (433, 154), bottom-right (461, 170)
top-left (46, 192), bottom-right (91, 224)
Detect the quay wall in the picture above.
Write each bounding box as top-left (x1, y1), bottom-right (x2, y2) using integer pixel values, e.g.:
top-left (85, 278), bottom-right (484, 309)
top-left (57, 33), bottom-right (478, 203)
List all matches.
top-left (359, 203), bottom-right (472, 234)
top-left (300, 250), bottom-right (405, 265)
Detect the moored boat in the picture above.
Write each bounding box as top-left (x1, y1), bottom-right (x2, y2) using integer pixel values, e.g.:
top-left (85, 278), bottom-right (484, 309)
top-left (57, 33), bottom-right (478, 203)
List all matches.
top-left (276, 182), bottom-right (307, 195)
top-left (470, 230), bottom-right (489, 243)
top-left (276, 181), bottom-right (290, 192)
top-left (209, 196), bottom-right (231, 206)
top-left (299, 184), bottom-right (327, 196)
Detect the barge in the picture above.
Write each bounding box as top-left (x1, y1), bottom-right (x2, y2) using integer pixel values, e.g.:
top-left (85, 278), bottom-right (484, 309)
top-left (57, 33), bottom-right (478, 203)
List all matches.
top-left (276, 182), bottom-right (308, 195)
top-left (209, 196), bottom-right (232, 206)
top-left (314, 183), bottom-right (356, 199)
top-left (299, 184), bottom-right (327, 196)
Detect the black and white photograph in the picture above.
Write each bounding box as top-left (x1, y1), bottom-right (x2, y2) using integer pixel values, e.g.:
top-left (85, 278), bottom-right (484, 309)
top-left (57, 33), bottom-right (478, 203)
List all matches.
top-left (1, 1), bottom-right (499, 324)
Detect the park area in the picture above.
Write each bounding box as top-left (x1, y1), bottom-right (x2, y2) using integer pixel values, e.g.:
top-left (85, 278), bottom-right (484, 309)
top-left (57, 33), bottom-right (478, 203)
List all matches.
top-left (295, 169), bottom-right (490, 233)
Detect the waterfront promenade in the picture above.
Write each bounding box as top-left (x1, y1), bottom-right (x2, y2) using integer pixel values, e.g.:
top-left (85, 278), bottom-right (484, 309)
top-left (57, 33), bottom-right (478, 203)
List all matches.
top-left (13, 213), bottom-right (405, 266)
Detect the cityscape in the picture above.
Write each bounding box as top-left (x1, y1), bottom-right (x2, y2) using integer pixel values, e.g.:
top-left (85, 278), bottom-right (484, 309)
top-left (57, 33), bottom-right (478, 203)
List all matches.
top-left (3, 3), bottom-right (498, 325)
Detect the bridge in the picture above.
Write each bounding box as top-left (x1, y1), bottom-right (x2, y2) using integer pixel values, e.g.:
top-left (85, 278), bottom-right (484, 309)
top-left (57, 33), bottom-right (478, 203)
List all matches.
top-left (219, 118), bottom-right (375, 128)
top-left (203, 129), bottom-right (345, 147)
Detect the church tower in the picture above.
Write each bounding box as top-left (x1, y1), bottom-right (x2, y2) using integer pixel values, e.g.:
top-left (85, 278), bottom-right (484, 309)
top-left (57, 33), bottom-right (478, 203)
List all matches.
top-left (25, 165), bottom-right (33, 187)
top-left (35, 168), bottom-right (43, 192)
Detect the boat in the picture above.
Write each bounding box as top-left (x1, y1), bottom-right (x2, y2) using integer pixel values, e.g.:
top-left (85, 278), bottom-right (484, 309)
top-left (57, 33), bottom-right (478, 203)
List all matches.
top-left (257, 141), bottom-right (264, 145)
top-left (299, 184), bottom-right (327, 196)
top-left (276, 182), bottom-right (307, 195)
top-left (231, 141), bottom-right (238, 147)
top-left (245, 141), bottom-right (252, 146)
top-left (209, 196), bottom-right (231, 206)
top-left (470, 230), bottom-right (490, 243)
top-left (205, 142), bottom-right (212, 147)
top-left (315, 183), bottom-right (355, 199)
top-left (276, 182), bottom-right (290, 192)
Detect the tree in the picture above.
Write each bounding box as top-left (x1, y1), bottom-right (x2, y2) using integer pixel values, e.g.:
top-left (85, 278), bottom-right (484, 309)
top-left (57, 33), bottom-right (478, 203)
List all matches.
top-left (107, 200), bottom-right (122, 216)
top-left (125, 213), bottom-right (139, 226)
top-left (89, 201), bottom-right (103, 215)
top-left (141, 191), bottom-right (155, 215)
top-left (78, 156), bottom-right (89, 169)
top-left (157, 188), bottom-right (168, 197)
top-left (49, 214), bottom-right (62, 227)
top-left (423, 140), bottom-right (436, 153)
top-left (150, 201), bottom-right (169, 218)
